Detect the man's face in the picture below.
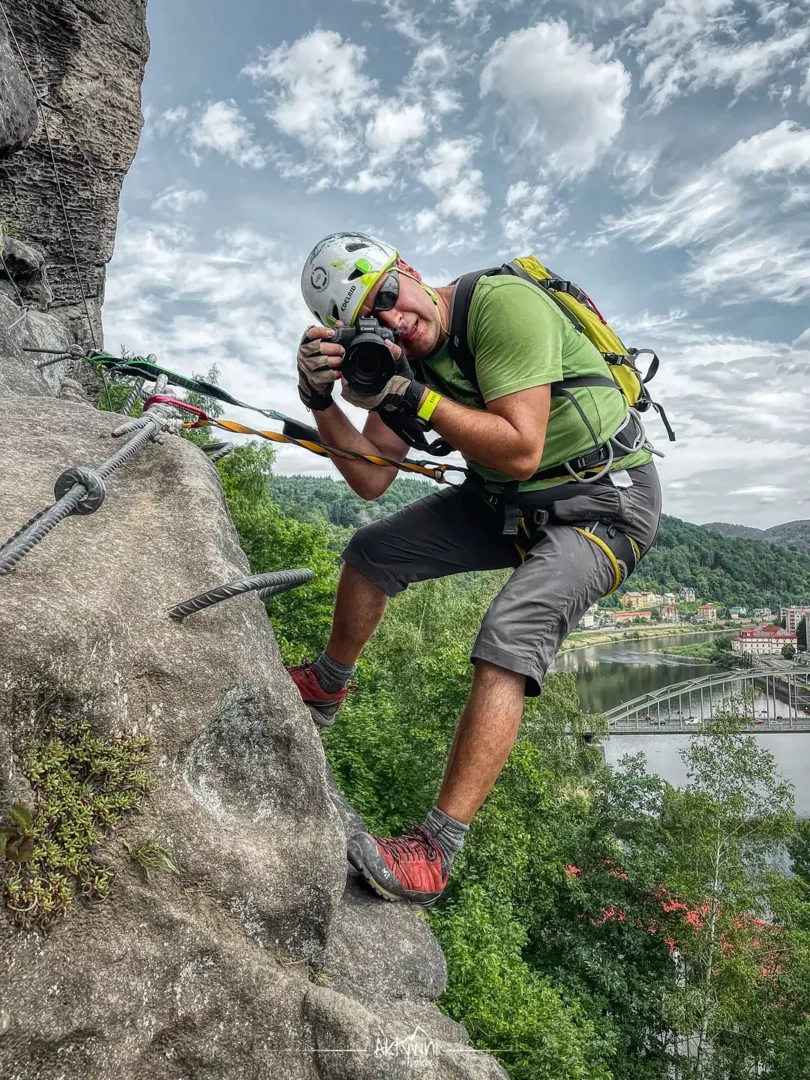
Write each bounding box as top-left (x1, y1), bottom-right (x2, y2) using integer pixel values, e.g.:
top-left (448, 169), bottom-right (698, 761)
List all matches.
top-left (357, 261), bottom-right (441, 360)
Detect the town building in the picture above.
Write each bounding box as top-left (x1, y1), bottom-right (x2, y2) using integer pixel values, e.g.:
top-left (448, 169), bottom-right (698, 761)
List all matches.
top-left (753, 608), bottom-right (772, 619)
top-left (579, 602), bottom-right (600, 629)
top-left (699, 603), bottom-right (717, 623)
top-left (732, 625), bottom-right (798, 656)
top-left (614, 610), bottom-right (652, 623)
top-left (729, 606), bottom-right (747, 618)
top-left (660, 604), bottom-right (679, 622)
top-left (620, 591), bottom-right (648, 610)
top-left (780, 606), bottom-right (810, 634)
top-left (679, 587), bottom-right (696, 602)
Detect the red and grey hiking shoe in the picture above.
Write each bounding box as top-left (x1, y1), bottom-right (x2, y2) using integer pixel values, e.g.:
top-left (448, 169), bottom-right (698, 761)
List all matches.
top-left (286, 661), bottom-right (354, 727)
top-left (347, 827), bottom-right (449, 906)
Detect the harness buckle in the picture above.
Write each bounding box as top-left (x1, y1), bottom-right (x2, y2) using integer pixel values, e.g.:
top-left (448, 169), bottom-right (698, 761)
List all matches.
top-left (532, 509), bottom-right (550, 527)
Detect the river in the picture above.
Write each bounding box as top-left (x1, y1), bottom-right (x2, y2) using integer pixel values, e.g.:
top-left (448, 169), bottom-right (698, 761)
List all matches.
top-left (553, 631), bottom-right (810, 814)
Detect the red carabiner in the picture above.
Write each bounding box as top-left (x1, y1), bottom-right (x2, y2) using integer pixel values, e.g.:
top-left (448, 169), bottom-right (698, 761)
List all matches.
top-left (143, 394), bottom-right (209, 421)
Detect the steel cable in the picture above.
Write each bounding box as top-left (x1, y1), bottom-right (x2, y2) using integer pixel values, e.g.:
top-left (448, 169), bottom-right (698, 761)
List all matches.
top-left (168, 568), bottom-right (314, 621)
top-left (0, 406), bottom-right (176, 575)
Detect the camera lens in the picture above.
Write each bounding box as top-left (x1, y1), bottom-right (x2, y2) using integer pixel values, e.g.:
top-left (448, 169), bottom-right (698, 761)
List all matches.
top-left (343, 335), bottom-right (395, 397)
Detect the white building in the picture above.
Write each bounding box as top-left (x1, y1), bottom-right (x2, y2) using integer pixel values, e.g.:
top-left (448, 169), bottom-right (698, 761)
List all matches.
top-left (780, 606), bottom-right (810, 634)
top-left (732, 625), bottom-right (797, 656)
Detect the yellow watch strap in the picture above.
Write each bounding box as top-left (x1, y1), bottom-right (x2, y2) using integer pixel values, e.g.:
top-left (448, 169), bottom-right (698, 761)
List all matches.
top-left (417, 390), bottom-right (442, 423)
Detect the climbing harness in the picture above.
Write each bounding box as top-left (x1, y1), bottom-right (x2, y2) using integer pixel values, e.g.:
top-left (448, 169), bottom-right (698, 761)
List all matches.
top-left (0, 400), bottom-right (183, 575)
top-left (168, 569), bottom-right (314, 621)
top-left (573, 524), bottom-right (640, 595)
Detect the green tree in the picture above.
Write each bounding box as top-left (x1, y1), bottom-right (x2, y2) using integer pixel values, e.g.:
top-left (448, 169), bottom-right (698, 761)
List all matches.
top-left (660, 715), bottom-right (795, 1078)
top-left (782, 644), bottom-right (796, 661)
top-left (217, 443), bottom-right (341, 661)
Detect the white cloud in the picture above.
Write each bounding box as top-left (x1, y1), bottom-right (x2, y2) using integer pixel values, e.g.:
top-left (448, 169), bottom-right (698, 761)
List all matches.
top-left (421, 138), bottom-right (490, 220)
top-left (611, 146), bottom-right (664, 197)
top-left (614, 316), bottom-right (810, 525)
top-left (152, 184), bottom-right (208, 215)
top-left (188, 100), bottom-right (267, 168)
top-left (501, 182), bottom-right (569, 248)
top-left (682, 229), bottom-right (810, 302)
top-left (366, 103), bottom-right (428, 164)
top-left (244, 28), bottom-right (435, 189)
top-left (630, 0), bottom-right (810, 112)
top-left (405, 42), bottom-right (463, 115)
top-left (604, 121), bottom-right (810, 302)
top-left (800, 63), bottom-right (810, 104)
top-left (343, 169), bottom-right (395, 193)
top-left (244, 31), bottom-right (377, 168)
top-left (480, 21), bottom-right (630, 178)
top-left (153, 105), bottom-right (189, 136)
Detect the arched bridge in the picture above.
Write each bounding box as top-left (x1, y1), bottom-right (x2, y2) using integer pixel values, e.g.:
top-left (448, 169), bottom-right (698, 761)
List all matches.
top-left (605, 666), bottom-right (810, 734)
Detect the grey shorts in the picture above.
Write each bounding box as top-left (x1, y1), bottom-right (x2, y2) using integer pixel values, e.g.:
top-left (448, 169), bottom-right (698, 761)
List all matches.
top-left (343, 463), bottom-right (662, 696)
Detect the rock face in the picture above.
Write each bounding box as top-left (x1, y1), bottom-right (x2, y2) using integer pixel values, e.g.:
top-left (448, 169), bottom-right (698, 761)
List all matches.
top-left (0, 0), bottom-right (149, 348)
top-left (0, 333), bottom-right (506, 1079)
top-left (0, 20), bottom-right (38, 156)
top-left (0, 2), bottom-right (507, 1075)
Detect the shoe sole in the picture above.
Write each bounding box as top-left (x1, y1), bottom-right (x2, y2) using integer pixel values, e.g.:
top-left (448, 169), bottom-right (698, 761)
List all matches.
top-left (305, 703), bottom-right (335, 728)
top-left (347, 835), bottom-right (441, 907)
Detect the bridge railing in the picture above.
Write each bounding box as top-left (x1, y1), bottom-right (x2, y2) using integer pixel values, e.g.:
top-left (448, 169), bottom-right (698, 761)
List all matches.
top-left (605, 667), bottom-right (810, 732)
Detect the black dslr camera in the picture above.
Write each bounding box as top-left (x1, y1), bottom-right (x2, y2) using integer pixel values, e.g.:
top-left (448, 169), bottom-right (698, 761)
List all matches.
top-left (331, 317), bottom-right (401, 397)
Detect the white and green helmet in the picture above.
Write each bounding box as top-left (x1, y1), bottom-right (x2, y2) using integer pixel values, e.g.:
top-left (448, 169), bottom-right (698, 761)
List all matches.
top-left (301, 232), bottom-right (399, 327)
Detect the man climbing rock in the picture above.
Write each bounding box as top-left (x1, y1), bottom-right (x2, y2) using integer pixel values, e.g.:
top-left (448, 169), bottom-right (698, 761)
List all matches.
top-left (288, 232), bottom-right (662, 906)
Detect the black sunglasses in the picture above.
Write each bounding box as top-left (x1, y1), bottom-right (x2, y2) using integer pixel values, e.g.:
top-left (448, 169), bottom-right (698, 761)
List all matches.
top-left (369, 270), bottom-right (400, 315)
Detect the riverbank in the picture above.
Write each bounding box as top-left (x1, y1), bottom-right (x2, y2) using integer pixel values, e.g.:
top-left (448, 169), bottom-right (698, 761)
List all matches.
top-left (560, 623), bottom-right (754, 654)
top-left (653, 641), bottom-right (730, 662)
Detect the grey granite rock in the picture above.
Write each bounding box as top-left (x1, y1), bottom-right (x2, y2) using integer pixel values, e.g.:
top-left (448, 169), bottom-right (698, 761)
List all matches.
top-left (0, 235), bottom-right (53, 311)
top-left (0, 22), bottom-right (37, 157)
top-left (0, 371), bottom-right (507, 1079)
top-left (0, 0), bottom-right (150, 348)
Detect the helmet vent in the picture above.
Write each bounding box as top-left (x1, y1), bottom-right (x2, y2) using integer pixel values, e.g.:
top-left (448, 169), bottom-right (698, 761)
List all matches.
top-left (313, 312), bottom-right (322, 324)
top-left (331, 304), bottom-right (340, 322)
top-left (345, 241), bottom-right (368, 253)
top-left (347, 268), bottom-right (364, 280)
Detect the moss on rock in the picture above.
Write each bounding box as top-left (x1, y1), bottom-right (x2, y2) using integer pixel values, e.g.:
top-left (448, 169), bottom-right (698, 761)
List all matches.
top-left (1, 717), bottom-right (151, 930)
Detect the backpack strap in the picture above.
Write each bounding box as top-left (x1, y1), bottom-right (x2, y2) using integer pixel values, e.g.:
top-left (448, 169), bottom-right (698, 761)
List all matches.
top-left (448, 262), bottom-right (586, 388)
top-left (448, 267), bottom-right (498, 386)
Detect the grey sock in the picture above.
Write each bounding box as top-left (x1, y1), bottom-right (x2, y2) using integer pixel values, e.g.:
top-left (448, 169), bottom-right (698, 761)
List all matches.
top-left (314, 650), bottom-right (357, 693)
top-left (422, 806), bottom-right (469, 873)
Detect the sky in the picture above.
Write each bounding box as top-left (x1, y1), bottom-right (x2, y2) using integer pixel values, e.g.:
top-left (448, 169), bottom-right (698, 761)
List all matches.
top-left (103, 0), bottom-right (810, 529)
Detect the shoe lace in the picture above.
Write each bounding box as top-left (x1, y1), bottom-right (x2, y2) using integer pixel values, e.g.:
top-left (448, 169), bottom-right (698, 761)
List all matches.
top-left (377, 826), bottom-right (438, 867)
top-left (297, 661), bottom-right (358, 695)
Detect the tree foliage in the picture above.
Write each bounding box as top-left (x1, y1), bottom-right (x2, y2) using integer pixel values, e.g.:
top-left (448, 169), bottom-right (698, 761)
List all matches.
top-left (213, 454), bottom-right (810, 1079)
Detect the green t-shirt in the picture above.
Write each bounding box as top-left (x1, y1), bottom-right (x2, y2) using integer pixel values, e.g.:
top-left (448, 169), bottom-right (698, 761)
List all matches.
top-left (419, 275), bottom-right (651, 490)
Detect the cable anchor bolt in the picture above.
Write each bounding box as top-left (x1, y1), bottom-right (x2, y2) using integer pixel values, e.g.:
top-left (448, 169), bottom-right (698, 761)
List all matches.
top-left (53, 467), bottom-right (107, 515)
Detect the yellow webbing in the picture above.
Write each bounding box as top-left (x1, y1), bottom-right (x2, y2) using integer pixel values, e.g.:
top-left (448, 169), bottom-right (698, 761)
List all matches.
top-left (574, 527), bottom-right (623, 594)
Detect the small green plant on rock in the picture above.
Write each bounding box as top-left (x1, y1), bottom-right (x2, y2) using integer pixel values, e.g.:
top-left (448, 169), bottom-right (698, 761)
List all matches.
top-left (124, 835), bottom-right (180, 880)
top-left (0, 717), bottom-right (152, 930)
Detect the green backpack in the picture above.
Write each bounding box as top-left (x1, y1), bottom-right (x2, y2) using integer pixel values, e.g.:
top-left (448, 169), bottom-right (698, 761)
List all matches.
top-left (448, 257), bottom-right (675, 442)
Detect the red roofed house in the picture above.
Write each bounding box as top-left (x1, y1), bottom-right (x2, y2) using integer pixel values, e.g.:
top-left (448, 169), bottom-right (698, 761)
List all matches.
top-left (732, 624), bottom-right (797, 656)
top-left (699, 603), bottom-right (717, 622)
top-left (614, 610), bottom-right (652, 623)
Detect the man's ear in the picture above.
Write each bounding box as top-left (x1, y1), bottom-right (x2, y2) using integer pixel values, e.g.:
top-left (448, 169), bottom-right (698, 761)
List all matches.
top-left (397, 258), bottom-right (422, 282)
